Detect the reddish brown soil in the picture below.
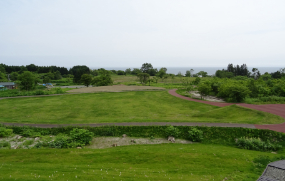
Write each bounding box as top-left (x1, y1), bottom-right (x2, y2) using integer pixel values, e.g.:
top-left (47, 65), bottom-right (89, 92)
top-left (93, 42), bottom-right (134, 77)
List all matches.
top-left (168, 89), bottom-right (285, 133)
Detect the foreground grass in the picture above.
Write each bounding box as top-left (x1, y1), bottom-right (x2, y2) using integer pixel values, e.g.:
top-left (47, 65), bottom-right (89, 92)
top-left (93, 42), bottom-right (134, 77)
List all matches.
top-left (0, 144), bottom-right (278, 181)
top-left (0, 91), bottom-right (283, 124)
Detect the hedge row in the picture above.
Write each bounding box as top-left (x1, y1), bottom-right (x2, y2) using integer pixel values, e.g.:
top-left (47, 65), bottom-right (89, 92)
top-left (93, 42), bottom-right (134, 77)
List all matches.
top-left (2, 125), bottom-right (285, 146)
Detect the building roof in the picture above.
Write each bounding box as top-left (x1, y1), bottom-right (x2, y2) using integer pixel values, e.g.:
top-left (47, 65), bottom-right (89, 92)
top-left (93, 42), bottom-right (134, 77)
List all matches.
top-left (268, 160), bottom-right (285, 169)
top-left (0, 82), bottom-right (15, 86)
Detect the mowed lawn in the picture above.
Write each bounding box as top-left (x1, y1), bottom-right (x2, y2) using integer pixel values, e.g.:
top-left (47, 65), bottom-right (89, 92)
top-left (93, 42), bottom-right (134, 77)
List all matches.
top-left (0, 91), bottom-right (283, 124)
top-left (0, 144), bottom-right (275, 181)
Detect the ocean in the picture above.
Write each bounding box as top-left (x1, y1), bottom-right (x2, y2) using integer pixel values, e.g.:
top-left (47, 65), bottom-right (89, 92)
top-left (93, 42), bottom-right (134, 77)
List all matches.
top-left (90, 67), bottom-right (283, 75)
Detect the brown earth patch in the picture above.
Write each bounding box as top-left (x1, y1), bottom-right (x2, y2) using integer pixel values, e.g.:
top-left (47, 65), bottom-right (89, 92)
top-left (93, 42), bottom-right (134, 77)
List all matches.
top-left (67, 85), bottom-right (165, 93)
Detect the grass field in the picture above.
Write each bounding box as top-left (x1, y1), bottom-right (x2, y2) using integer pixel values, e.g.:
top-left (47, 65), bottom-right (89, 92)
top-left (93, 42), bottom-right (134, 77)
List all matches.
top-left (0, 91), bottom-right (283, 124)
top-left (0, 143), bottom-right (279, 181)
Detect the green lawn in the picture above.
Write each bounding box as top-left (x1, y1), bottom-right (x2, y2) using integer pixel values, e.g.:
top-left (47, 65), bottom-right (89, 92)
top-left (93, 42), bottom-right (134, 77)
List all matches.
top-left (0, 144), bottom-right (278, 181)
top-left (0, 91), bottom-right (283, 124)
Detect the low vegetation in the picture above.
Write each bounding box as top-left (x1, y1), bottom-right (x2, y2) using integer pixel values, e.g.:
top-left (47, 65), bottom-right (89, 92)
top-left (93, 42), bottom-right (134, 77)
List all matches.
top-left (0, 87), bottom-right (73, 98)
top-left (0, 91), bottom-right (283, 124)
top-left (0, 143), bottom-right (284, 181)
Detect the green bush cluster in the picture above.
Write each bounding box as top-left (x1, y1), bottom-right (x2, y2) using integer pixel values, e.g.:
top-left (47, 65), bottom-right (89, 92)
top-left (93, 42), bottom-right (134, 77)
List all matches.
top-left (4, 125), bottom-right (284, 149)
top-left (0, 87), bottom-right (65, 98)
top-left (0, 141), bottom-right (10, 149)
top-left (34, 128), bottom-right (94, 149)
top-left (181, 77), bottom-right (285, 103)
top-left (188, 127), bottom-right (203, 142)
top-left (236, 137), bottom-right (282, 151)
top-left (0, 127), bottom-right (13, 137)
top-left (165, 126), bottom-right (180, 137)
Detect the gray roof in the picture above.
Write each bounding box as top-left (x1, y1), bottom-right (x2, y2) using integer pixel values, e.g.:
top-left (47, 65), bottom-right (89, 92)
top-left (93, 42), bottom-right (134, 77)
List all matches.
top-left (0, 82), bottom-right (15, 86)
top-left (268, 160), bottom-right (285, 170)
top-left (257, 176), bottom-right (278, 181)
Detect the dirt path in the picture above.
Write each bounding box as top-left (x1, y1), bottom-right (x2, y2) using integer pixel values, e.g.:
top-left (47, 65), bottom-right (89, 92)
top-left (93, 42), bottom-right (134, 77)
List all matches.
top-left (1, 122), bottom-right (255, 128)
top-left (168, 89), bottom-right (285, 133)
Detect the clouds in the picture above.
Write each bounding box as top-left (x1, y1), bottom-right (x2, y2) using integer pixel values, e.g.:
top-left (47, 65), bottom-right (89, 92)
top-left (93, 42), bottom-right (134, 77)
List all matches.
top-left (0, 0), bottom-right (285, 67)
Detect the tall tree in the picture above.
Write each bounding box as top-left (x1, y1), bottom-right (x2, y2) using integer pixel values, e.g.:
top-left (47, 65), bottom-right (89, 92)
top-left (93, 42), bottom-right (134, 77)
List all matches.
top-left (140, 63), bottom-right (153, 73)
top-left (81, 74), bottom-right (93, 87)
top-left (69, 65), bottom-right (90, 83)
top-left (17, 71), bottom-right (36, 91)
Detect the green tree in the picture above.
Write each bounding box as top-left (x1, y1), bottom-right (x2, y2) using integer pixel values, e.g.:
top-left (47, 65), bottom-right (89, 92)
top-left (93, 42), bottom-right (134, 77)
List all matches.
top-left (197, 71), bottom-right (208, 77)
top-left (140, 63), bottom-right (153, 73)
top-left (43, 76), bottom-right (51, 84)
top-left (81, 74), bottom-right (93, 87)
top-left (0, 72), bottom-right (7, 82)
top-left (91, 70), bottom-right (113, 86)
top-left (53, 70), bottom-right (62, 80)
top-left (197, 82), bottom-right (212, 99)
top-left (10, 72), bottom-right (19, 81)
top-left (152, 76), bottom-right (159, 84)
top-left (137, 73), bottom-right (150, 84)
top-left (185, 70), bottom-right (191, 77)
top-left (46, 72), bottom-right (55, 80)
top-left (117, 70), bottom-right (125, 75)
top-left (125, 68), bottom-right (132, 75)
top-left (67, 74), bottom-right (74, 83)
top-left (156, 68), bottom-right (167, 78)
top-left (90, 69), bottom-right (99, 76)
top-left (70, 65), bottom-right (90, 83)
top-left (17, 71), bottom-right (36, 90)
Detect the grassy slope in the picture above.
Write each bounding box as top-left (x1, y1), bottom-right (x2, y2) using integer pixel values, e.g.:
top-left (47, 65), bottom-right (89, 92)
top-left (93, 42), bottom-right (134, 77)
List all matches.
top-left (0, 91), bottom-right (283, 124)
top-left (0, 144), bottom-right (277, 181)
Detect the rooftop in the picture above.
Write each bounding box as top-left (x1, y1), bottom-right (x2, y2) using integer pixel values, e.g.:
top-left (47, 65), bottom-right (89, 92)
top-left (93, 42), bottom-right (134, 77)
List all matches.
top-left (0, 82), bottom-right (15, 86)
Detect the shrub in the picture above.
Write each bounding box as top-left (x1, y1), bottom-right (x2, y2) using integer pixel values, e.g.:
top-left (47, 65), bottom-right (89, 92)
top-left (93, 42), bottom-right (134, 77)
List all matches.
top-left (0, 141), bottom-right (11, 149)
top-left (236, 137), bottom-right (282, 151)
top-left (188, 128), bottom-right (203, 142)
top-left (197, 82), bottom-right (212, 99)
top-left (218, 83), bottom-right (251, 102)
top-left (35, 90), bottom-right (45, 95)
top-left (70, 128), bottom-right (94, 145)
top-left (49, 135), bottom-right (70, 149)
top-left (165, 126), bottom-right (180, 138)
top-left (34, 141), bottom-right (49, 149)
top-left (54, 88), bottom-right (64, 94)
top-left (23, 140), bottom-right (34, 146)
top-left (22, 129), bottom-right (41, 137)
top-left (0, 127), bottom-right (13, 137)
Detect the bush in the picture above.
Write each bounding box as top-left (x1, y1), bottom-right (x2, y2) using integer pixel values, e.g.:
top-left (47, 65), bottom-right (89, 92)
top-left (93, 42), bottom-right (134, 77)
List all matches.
top-left (188, 128), bottom-right (203, 142)
top-left (21, 129), bottom-right (41, 137)
top-left (54, 88), bottom-right (64, 94)
top-left (49, 135), bottom-right (70, 148)
top-left (0, 141), bottom-right (11, 149)
top-left (235, 137), bottom-right (282, 151)
top-left (218, 83), bottom-right (251, 102)
top-left (197, 82), bottom-right (212, 99)
top-left (0, 127), bottom-right (13, 137)
top-left (165, 126), bottom-right (180, 138)
top-left (70, 128), bottom-right (94, 145)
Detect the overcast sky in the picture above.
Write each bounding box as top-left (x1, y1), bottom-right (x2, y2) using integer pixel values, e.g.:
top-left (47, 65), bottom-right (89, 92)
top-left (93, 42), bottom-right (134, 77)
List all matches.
top-left (1, 0), bottom-right (285, 68)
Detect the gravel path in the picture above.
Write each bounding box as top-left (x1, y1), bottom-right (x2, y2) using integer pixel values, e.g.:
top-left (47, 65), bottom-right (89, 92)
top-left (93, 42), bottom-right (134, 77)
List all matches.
top-left (1, 122), bottom-right (255, 128)
top-left (168, 89), bottom-right (285, 133)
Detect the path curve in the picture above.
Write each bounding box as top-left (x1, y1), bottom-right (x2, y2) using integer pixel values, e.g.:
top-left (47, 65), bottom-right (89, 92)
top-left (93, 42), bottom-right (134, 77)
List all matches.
top-left (168, 89), bottom-right (285, 133)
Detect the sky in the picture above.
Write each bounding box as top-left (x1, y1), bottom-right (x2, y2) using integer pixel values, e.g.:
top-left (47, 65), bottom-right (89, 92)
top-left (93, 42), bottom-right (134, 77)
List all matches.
top-left (0, 0), bottom-right (285, 68)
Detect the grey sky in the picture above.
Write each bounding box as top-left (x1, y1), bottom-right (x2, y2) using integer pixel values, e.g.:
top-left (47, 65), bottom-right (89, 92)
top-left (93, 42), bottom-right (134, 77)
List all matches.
top-left (1, 0), bottom-right (285, 67)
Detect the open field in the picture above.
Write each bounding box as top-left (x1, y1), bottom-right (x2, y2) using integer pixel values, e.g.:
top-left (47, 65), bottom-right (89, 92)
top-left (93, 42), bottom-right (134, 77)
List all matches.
top-left (67, 85), bottom-right (165, 93)
top-left (0, 91), bottom-right (283, 124)
top-left (0, 143), bottom-right (280, 181)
